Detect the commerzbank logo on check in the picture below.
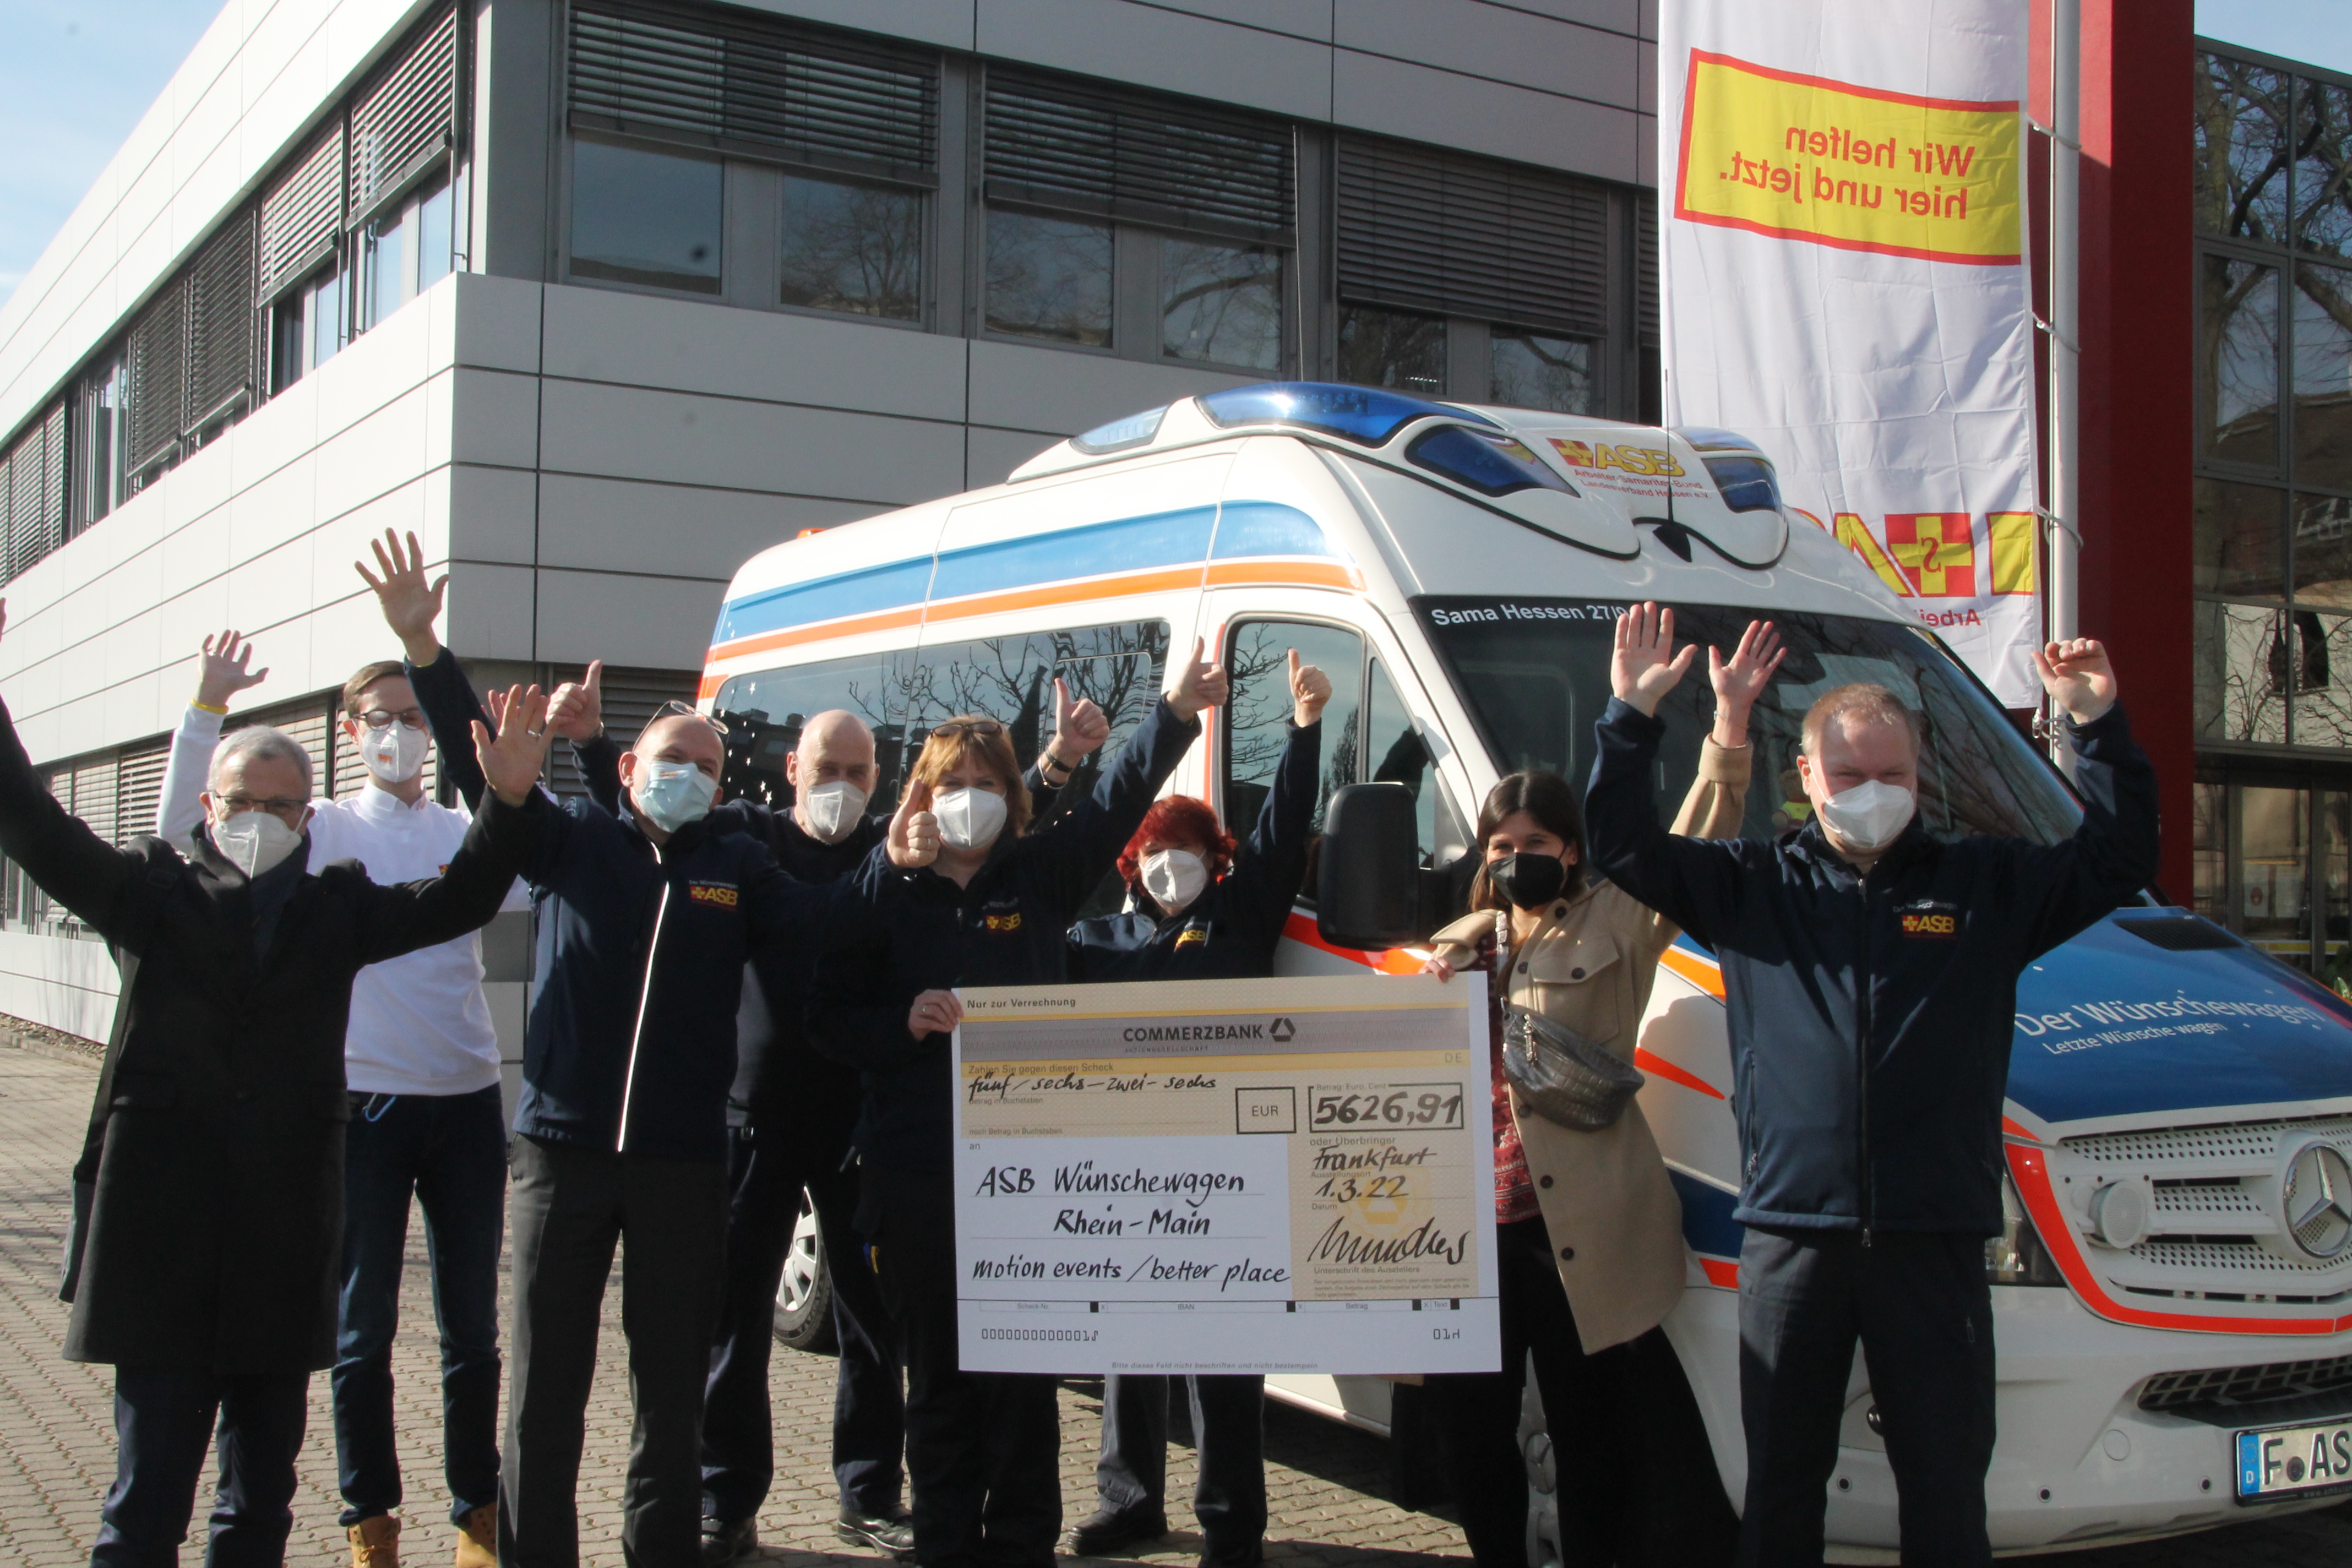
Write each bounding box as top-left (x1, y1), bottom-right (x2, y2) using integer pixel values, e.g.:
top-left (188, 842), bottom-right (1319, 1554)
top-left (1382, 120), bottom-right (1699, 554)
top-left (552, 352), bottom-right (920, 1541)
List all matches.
top-left (1121, 1019), bottom-right (1293, 1043)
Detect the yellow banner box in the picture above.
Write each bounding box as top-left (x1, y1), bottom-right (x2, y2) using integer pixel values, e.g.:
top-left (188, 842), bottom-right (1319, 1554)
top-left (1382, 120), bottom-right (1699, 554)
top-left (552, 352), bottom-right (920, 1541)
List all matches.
top-left (1675, 50), bottom-right (2020, 265)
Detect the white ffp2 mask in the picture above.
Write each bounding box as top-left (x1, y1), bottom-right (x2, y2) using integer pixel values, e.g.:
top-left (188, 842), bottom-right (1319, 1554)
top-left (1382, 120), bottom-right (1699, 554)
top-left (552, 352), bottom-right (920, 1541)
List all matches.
top-left (1815, 780), bottom-right (1916, 854)
top-left (1141, 848), bottom-right (1210, 913)
top-left (360, 722), bottom-right (429, 785)
top-left (211, 810), bottom-right (304, 879)
top-left (801, 779), bottom-right (868, 843)
top-left (933, 787), bottom-right (1008, 851)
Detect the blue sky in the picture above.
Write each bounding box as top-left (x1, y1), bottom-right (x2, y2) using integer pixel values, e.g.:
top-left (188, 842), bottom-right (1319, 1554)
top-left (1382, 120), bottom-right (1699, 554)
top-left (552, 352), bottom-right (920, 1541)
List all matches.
top-left (1, 2), bottom-right (2350, 309)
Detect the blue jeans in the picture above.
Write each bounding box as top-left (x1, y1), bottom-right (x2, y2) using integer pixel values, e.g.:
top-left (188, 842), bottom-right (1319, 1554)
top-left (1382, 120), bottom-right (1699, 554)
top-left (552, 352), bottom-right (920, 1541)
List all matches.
top-left (93, 1365), bottom-right (309, 1567)
top-left (1094, 1374), bottom-right (1266, 1546)
top-left (332, 1086), bottom-right (508, 1528)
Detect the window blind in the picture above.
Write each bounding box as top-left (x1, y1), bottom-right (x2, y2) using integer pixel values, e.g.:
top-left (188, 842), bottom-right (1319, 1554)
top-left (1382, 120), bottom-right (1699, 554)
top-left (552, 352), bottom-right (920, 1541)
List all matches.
top-left (547, 663), bottom-right (699, 798)
top-left (570, 1), bottom-right (938, 183)
top-left (114, 743), bottom-right (169, 846)
top-left (1336, 138), bottom-right (1610, 336)
top-left (4, 405), bottom-right (64, 581)
top-left (985, 68), bottom-right (1293, 244)
top-left (1636, 189), bottom-right (1659, 344)
top-left (350, 8), bottom-right (458, 224)
top-left (126, 275), bottom-right (188, 474)
top-left (186, 211), bottom-right (258, 429)
top-left (233, 693), bottom-right (338, 798)
top-left (263, 126), bottom-right (346, 297)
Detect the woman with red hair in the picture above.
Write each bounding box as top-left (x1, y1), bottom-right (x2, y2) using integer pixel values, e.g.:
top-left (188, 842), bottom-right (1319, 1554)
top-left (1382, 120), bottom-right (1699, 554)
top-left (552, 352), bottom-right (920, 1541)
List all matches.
top-left (1060, 649), bottom-right (1331, 1568)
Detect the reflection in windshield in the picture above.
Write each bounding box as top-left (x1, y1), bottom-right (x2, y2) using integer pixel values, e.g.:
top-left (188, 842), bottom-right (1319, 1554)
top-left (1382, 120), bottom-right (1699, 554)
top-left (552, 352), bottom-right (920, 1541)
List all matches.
top-left (1418, 598), bottom-right (2081, 847)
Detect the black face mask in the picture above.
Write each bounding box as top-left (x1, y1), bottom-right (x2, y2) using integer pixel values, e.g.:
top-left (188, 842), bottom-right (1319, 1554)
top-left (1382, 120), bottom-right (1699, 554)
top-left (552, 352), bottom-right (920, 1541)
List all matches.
top-left (1488, 851), bottom-right (1568, 911)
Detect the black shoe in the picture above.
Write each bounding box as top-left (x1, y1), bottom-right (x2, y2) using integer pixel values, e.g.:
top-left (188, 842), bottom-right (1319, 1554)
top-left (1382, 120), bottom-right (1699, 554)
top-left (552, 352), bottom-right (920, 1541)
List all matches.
top-left (1068, 1505), bottom-right (1169, 1556)
top-left (700, 1516), bottom-right (758, 1566)
top-left (836, 1506), bottom-right (917, 1561)
top-left (1200, 1539), bottom-right (1263, 1568)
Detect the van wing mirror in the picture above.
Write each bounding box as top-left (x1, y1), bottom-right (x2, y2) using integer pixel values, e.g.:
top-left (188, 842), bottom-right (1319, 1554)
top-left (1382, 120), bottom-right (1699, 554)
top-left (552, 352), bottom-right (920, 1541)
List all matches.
top-left (1318, 783), bottom-right (1424, 951)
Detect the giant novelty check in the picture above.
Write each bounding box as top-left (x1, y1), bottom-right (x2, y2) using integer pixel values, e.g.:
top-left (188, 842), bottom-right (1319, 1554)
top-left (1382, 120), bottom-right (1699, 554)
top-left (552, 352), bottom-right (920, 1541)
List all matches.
top-left (952, 974), bottom-right (1501, 1375)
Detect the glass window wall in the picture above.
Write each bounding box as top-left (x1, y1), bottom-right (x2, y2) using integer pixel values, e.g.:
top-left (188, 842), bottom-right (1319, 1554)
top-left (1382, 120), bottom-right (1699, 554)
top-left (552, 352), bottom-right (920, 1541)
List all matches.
top-left (570, 140), bottom-right (723, 295)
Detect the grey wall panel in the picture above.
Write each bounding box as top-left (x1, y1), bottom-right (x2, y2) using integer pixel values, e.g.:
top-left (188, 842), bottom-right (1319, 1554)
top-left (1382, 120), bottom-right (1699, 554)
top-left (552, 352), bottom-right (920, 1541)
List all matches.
top-left (534, 472), bottom-right (881, 578)
top-left (1463, 0), bottom-right (1642, 29)
top-left (448, 462), bottom-right (541, 566)
top-left (538, 285), bottom-right (968, 423)
top-left (1637, 105), bottom-right (1657, 187)
top-left (1336, 0), bottom-right (1640, 111)
top-left (966, 426), bottom-right (1060, 489)
top-left (444, 560), bottom-right (541, 661)
top-left (452, 274), bottom-right (546, 373)
top-left (1125, 0), bottom-right (1334, 43)
top-left (1638, 39), bottom-right (1658, 116)
top-left (537, 380), bottom-right (967, 503)
top-left (1332, 50), bottom-right (1639, 184)
top-left (974, 0), bottom-right (1333, 123)
top-left (531, 565), bottom-right (726, 667)
top-left (449, 368), bottom-right (545, 469)
top-left (719, 0), bottom-right (978, 51)
top-left (966, 338), bottom-right (1255, 440)
top-left (475, 0), bottom-right (558, 282)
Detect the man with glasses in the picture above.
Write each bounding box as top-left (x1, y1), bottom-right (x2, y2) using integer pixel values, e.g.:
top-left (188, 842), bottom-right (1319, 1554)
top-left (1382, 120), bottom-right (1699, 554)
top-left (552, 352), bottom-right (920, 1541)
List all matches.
top-left (0, 597), bottom-right (555, 1568)
top-left (361, 532), bottom-right (895, 1568)
top-left (156, 629), bottom-right (529, 1568)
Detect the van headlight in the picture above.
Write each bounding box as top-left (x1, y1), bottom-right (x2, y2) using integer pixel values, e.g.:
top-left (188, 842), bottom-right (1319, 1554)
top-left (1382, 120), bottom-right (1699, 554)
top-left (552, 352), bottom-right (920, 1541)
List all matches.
top-left (1986, 1172), bottom-right (2067, 1286)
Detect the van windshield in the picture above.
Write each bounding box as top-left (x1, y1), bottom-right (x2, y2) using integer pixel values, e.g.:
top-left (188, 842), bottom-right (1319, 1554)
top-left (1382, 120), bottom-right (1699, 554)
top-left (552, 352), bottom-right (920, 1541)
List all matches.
top-left (1415, 597), bottom-right (2081, 848)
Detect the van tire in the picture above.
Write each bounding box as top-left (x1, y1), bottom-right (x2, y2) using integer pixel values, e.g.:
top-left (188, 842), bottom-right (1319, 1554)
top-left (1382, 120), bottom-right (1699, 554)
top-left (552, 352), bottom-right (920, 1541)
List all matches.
top-left (1627, 1330), bottom-right (1739, 1567)
top-left (773, 1188), bottom-right (839, 1355)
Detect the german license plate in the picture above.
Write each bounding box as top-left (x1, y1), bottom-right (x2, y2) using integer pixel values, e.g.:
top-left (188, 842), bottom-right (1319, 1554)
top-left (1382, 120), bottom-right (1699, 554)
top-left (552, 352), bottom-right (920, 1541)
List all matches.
top-left (2236, 1419), bottom-right (2352, 1502)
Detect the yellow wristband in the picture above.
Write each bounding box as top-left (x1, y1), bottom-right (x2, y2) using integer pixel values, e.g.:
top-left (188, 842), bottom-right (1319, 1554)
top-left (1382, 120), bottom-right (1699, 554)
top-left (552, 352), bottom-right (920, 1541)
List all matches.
top-left (190, 699), bottom-right (228, 715)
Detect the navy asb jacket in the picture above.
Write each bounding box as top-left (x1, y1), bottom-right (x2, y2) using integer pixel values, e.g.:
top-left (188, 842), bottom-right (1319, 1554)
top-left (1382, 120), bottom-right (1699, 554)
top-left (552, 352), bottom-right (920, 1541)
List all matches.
top-left (1067, 718), bottom-right (1320, 983)
top-left (814, 696), bottom-right (1201, 1177)
top-left (1581, 696), bottom-right (2160, 1237)
top-left (411, 654), bottom-right (869, 1164)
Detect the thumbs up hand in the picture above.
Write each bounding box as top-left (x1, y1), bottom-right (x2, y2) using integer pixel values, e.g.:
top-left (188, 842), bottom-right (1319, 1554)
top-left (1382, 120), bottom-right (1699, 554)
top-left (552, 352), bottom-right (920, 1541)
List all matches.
top-left (889, 777), bottom-right (940, 868)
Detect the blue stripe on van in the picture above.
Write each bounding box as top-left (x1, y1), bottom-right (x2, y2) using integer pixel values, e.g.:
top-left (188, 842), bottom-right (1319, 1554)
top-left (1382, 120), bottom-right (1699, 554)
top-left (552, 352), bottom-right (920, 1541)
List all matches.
top-left (711, 502), bottom-right (1336, 649)
top-left (1668, 1167), bottom-right (1745, 1260)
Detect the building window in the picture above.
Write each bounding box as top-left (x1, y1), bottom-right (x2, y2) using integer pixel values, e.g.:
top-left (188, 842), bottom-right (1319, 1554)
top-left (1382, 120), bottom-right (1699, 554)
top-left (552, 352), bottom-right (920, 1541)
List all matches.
top-left (1490, 327), bottom-right (1599, 415)
top-left (74, 357), bottom-right (126, 531)
top-left (1336, 304), bottom-right (1445, 395)
top-left (360, 172), bottom-right (455, 331)
top-left (570, 140), bottom-right (723, 296)
top-left (272, 264), bottom-right (345, 392)
top-left (780, 173), bottom-right (923, 320)
top-left (1161, 238), bottom-right (1282, 370)
top-left (984, 210), bottom-right (1114, 346)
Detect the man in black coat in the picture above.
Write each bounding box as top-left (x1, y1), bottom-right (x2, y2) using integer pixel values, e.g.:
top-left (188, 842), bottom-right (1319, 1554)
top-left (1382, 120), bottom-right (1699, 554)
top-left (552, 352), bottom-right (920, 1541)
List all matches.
top-left (0, 599), bottom-right (554, 1568)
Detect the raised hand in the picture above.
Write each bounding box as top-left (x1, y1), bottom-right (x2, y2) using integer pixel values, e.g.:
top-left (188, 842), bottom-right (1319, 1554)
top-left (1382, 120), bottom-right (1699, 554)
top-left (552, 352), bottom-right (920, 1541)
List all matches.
top-left (907, 988), bottom-right (963, 1042)
top-left (889, 777), bottom-right (940, 868)
top-left (1167, 636), bottom-right (1231, 721)
top-left (1289, 648), bottom-right (1332, 727)
top-left (196, 630), bottom-right (270, 710)
top-left (355, 529), bottom-right (448, 665)
top-left (2032, 638), bottom-right (2118, 724)
top-left (1050, 677), bottom-right (1110, 764)
top-left (475, 684), bottom-right (553, 806)
top-left (1706, 619), bottom-right (1784, 748)
top-left (1611, 602), bottom-right (1697, 717)
top-left (547, 659), bottom-right (606, 743)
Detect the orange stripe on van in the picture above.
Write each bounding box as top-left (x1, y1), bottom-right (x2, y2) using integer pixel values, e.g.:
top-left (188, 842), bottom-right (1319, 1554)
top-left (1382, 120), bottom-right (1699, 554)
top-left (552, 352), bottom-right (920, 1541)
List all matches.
top-left (1204, 559), bottom-right (1361, 590)
top-left (1634, 1047), bottom-right (1727, 1101)
top-left (708, 605), bottom-right (928, 664)
top-left (1698, 1257), bottom-right (1740, 1289)
top-left (1658, 946), bottom-right (1727, 1001)
top-left (1281, 913), bottom-right (1424, 975)
top-left (919, 568), bottom-right (1207, 628)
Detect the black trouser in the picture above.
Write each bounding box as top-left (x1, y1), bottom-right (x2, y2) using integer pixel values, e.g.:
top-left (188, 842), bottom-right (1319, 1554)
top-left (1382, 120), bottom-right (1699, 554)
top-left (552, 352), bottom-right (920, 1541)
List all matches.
top-left (864, 1166), bottom-right (1061, 1568)
top-left (1093, 1373), bottom-right (1265, 1545)
top-left (701, 1119), bottom-right (904, 1525)
top-left (92, 1366), bottom-right (311, 1567)
top-left (499, 1134), bottom-right (729, 1568)
top-left (1736, 1227), bottom-right (1995, 1568)
top-left (1423, 1218), bottom-right (1641, 1568)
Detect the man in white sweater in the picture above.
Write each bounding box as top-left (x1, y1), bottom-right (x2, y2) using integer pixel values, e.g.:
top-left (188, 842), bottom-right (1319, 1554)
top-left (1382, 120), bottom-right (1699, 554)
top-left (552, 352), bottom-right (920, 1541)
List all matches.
top-left (158, 630), bottom-right (526, 1568)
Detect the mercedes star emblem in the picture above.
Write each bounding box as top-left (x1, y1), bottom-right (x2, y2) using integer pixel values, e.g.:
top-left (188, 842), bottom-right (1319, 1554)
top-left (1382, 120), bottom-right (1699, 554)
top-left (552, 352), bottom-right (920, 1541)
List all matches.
top-left (2282, 1141), bottom-right (2352, 1261)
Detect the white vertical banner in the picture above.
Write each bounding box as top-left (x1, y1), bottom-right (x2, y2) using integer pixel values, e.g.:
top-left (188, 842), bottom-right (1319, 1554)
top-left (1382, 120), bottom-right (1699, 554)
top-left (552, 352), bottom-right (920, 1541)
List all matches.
top-left (1659, 1), bottom-right (2042, 705)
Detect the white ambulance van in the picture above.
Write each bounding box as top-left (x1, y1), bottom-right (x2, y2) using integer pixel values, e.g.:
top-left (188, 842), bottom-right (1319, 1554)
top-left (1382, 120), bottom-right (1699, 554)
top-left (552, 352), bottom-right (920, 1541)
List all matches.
top-left (709, 383), bottom-right (2352, 1560)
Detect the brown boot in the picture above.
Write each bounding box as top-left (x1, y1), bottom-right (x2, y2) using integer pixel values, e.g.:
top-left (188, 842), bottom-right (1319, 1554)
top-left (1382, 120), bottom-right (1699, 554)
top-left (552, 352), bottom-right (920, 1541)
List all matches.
top-left (349, 1514), bottom-right (401, 1568)
top-left (453, 1502), bottom-right (497, 1568)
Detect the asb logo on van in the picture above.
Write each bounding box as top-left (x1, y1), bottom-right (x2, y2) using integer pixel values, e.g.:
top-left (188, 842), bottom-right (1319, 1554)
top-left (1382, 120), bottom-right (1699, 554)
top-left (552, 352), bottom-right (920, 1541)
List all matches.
top-left (1550, 440), bottom-right (1685, 478)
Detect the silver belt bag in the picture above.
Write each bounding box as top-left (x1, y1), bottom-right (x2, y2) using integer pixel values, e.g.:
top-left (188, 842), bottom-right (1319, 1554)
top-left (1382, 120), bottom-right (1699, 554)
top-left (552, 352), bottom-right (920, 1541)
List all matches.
top-left (1501, 1006), bottom-right (1645, 1132)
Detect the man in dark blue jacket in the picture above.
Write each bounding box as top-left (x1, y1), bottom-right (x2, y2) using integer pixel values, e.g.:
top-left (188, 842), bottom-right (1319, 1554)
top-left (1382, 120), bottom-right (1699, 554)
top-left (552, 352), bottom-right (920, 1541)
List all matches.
top-left (365, 535), bottom-right (878, 1568)
top-left (1581, 604), bottom-right (2159, 1568)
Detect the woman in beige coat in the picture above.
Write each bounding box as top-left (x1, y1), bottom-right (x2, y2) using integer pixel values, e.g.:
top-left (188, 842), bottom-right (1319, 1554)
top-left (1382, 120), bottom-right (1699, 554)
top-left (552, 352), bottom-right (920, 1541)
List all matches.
top-left (1417, 608), bottom-right (1781, 1568)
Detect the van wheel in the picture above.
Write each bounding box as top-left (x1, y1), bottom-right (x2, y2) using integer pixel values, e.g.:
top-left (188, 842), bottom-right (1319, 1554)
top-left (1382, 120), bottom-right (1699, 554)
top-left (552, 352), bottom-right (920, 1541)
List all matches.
top-left (773, 1188), bottom-right (838, 1354)
top-left (1628, 1331), bottom-right (1739, 1567)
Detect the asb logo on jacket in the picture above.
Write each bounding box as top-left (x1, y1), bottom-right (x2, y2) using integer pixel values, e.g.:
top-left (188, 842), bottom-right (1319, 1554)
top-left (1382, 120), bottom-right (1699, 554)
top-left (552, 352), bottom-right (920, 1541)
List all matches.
top-left (1899, 899), bottom-right (1959, 938)
top-left (689, 881), bottom-right (739, 908)
top-left (983, 901), bottom-right (1022, 933)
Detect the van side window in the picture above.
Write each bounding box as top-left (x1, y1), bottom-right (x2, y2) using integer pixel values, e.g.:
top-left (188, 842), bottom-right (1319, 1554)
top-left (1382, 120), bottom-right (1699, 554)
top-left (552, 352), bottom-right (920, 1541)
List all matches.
top-left (1368, 658), bottom-right (1473, 930)
top-left (1224, 621), bottom-right (1365, 902)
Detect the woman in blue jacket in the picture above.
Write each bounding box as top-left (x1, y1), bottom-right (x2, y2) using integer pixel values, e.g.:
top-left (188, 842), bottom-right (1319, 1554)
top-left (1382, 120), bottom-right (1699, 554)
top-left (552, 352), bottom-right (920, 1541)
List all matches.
top-left (813, 641), bottom-right (1227, 1568)
top-left (1059, 650), bottom-right (1329, 1568)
